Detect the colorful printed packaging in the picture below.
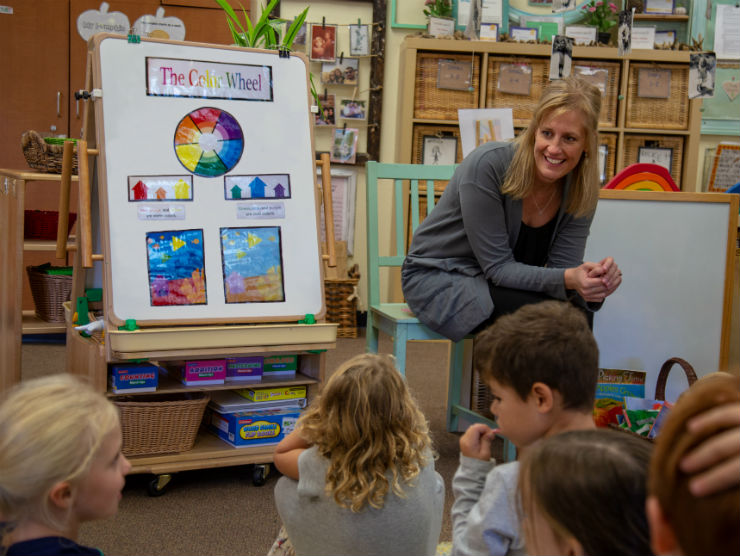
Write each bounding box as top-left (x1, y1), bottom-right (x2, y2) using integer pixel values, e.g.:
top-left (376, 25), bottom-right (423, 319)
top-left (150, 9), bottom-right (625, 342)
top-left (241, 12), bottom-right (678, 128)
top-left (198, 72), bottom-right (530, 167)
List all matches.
top-left (205, 407), bottom-right (300, 447)
top-left (110, 363), bottom-right (159, 393)
top-left (169, 359), bottom-right (226, 385)
top-left (225, 356), bottom-right (263, 382)
top-left (236, 385), bottom-right (307, 403)
top-left (262, 354), bottom-right (298, 377)
top-left (593, 368), bottom-right (646, 427)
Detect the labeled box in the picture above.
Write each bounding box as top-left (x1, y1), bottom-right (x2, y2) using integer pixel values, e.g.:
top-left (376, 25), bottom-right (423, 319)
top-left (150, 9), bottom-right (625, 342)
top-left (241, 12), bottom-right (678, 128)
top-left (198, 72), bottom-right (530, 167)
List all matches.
top-left (263, 354), bottom-right (298, 377)
top-left (225, 356), bottom-right (263, 382)
top-left (236, 385), bottom-right (307, 403)
top-left (109, 362), bottom-right (159, 393)
top-left (205, 407), bottom-right (300, 447)
top-left (168, 359), bottom-right (226, 386)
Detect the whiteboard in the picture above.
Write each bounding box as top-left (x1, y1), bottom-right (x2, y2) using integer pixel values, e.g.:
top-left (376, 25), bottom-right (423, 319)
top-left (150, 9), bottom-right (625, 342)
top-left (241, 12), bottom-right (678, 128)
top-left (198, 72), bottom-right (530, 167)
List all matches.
top-left (90, 35), bottom-right (324, 326)
top-left (585, 190), bottom-right (738, 402)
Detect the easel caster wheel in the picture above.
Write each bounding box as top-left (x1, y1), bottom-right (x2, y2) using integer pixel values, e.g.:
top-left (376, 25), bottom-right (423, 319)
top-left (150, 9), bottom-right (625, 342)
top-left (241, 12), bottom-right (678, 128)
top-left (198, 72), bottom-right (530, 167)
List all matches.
top-left (252, 464), bottom-right (270, 486)
top-left (147, 473), bottom-right (173, 497)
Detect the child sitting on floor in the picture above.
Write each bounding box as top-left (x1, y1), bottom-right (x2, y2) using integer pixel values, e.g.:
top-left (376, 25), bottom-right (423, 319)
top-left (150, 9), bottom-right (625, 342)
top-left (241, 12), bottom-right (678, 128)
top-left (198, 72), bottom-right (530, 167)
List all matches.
top-left (272, 353), bottom-right (444, 556)
top-left (647, 372), bottom-right (740, 556)
top-left (451, 300), bottom-right (599, 556)
top-left (518, 428), bottom-right (654, 556)
top-left (0, 374), bottom-right (131, 555)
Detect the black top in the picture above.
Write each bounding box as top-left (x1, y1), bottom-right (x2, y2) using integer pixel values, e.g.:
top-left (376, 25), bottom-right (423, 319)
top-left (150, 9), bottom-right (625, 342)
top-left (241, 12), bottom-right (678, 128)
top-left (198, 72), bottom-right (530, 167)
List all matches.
top-left (5, 536), bottom-right (102, 556)
top-left (514, 216), bottom-right (558, 267)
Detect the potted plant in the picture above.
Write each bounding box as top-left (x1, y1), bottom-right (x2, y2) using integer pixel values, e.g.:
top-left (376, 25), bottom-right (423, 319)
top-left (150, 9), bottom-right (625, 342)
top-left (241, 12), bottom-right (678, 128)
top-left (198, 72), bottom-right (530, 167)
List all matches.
top-left (580, 0), bottom-right (618, 44)
top-left (424, 0), bottom-right (455, 37)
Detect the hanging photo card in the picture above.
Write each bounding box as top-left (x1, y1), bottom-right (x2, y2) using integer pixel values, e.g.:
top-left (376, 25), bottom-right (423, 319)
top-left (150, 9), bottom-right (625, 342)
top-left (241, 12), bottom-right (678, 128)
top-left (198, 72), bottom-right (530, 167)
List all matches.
top-left (310, 24), bottom-right (337, 61)
top-left (315, 94), bottom-right (336, 126)
top-left (458, 108), bottom-right (515, 157)
top-left (689, 52), bottom-right (717, 99)
top-left (638, 68), bottom-right (671, 98)
top-left (549, 35), bottom-right (574, 80)
top-left (320, 59), bottom-right (359, 85)
top-left (638, 146), bottom-right (673, 173)
top-left (437, 59), bottom-right (474, 91)
top-left (330, 128), bottom-right (359, 164)
top-left (498, 63), bottom-right (533, 95)
top-left (348, 24), bottom-right (370, 56)
top-left (340, 99), bottom-right (367, 120)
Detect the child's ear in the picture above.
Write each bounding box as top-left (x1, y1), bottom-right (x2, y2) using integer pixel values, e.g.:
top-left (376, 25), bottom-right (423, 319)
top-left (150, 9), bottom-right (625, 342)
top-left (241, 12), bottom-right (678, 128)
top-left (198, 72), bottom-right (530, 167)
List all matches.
top-left (530, 382), bottom-right (554, 413)
top-left (646, 496), bottom-right (679, 555)
top-left (49, 481), bottom-right (74, 511)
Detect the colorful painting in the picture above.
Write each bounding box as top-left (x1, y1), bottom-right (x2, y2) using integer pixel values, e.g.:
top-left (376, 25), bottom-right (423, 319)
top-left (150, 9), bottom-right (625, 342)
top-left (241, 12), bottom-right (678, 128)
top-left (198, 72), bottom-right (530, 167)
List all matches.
top-left (174, 107), bottom-right (243, 177)
top-left (224, 174), bottom-right (291, 200)
top-left (128, 175), bottom-right (193, 201)
top-left (146, 229), bottom-right (207, 306)
top-left (220, 227), bottom-right (285, 303)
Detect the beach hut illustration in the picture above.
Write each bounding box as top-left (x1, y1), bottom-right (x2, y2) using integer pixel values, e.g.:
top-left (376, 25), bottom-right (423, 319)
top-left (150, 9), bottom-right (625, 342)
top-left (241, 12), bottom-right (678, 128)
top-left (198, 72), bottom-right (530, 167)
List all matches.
top-left (248, 176), bottom-right (267, 198)
top-left (230, 184), bottom-right (243, 199)
top-left (274, 182), bottom-right (286, 198)
top-left (132, 180), bottom-right (148, 200)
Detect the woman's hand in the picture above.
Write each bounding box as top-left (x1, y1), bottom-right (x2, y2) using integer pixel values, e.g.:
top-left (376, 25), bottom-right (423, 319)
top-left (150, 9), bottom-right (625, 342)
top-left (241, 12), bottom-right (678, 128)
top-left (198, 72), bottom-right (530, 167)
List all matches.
top-left (565, 257), bottom-right (622, 302)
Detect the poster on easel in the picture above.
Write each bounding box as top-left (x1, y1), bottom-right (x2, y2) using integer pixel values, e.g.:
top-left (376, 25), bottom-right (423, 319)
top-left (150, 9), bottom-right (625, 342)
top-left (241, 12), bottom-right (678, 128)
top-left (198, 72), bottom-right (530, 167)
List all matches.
top-left (89, 34), bottom-right (324, 326)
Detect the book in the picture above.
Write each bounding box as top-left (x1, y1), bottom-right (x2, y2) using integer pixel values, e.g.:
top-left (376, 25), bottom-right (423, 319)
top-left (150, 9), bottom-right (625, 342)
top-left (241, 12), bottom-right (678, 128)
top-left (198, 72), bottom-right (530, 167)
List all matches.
top-left (594, 368), bottom-right (646, 427)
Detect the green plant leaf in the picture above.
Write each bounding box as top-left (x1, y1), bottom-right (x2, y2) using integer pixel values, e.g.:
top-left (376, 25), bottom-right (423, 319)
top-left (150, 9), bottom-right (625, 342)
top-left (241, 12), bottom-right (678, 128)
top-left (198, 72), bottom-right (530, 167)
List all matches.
top-left (283, 6), bottom-right (308, 49)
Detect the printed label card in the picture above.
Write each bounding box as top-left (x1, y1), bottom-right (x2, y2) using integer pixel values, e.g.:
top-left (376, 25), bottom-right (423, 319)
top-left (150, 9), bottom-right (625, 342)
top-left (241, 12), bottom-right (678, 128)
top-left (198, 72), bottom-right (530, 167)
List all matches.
top-left (437, 59), bottom-right (474, 91)
top-left (637, 68), bottom-right (671, 98)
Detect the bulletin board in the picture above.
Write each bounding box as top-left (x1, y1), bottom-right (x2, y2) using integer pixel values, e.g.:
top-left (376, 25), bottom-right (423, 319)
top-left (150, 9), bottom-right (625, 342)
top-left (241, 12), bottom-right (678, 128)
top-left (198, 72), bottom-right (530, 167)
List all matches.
top-left (585, 190), bottom-right (738, 402)
top-left (90, 35), bottom-right (324, 326)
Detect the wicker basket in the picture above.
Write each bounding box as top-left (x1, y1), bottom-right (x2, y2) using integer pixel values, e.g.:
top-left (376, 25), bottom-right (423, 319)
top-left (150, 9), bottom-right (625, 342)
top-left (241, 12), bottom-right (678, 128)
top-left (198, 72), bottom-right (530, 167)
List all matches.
top-left (21, 130), bottom-right (79, 174)
top-left (485, 57), bottom-right (549, 127)
top-left (26, 265), bottom-right (73, 323)
top-left (624, 134), bottom-right (684, 188)
top-left (324, 278), bottom-right (360, 338)
top-left (573, 60), bottom-right (620, 128)
top-left (598, 132), bottom-right (618, 185)
top-left (114, 392), bottom-right (210, 457)
top-left (414, 52), bottom-right (480, 120)
top-left (24, 210), bottom-right (77, 240)
top-left (626, 63), bottom-right (690, 130)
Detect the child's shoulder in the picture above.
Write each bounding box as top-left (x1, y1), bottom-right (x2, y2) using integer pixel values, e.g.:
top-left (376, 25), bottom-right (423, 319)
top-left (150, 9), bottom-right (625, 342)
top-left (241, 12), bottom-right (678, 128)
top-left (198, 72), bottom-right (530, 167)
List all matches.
top-left (6, 536), bottom-right (102, 556)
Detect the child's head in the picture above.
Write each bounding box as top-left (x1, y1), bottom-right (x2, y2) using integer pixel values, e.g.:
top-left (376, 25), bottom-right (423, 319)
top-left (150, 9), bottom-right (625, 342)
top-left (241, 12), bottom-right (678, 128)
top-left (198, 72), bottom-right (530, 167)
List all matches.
top-left (647, 373), bottom-right (740, 556)
top-left (474, 301), bottom-right (599, 445)
top-left (519, 428), bottom-right (653, 556)
top-left (0, 374), bottom-right (129, 537)
top-left (297, 353), bottom-right (432, 512)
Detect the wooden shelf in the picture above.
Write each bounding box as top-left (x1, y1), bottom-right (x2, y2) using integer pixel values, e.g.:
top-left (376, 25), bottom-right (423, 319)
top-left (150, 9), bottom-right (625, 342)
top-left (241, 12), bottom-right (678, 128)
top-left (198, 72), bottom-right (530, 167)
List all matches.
top-left (23, 236), bottom-right (76, 251)
top-left (22, 311), bottom-right (66, 334)
top-left (633, 13), bottom-right (689, 21)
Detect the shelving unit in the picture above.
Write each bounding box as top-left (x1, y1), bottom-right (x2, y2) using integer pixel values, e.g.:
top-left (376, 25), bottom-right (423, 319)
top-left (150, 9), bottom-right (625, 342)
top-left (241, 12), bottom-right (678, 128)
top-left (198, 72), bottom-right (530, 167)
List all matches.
top-left (396, 38), bottom-right (702, 191)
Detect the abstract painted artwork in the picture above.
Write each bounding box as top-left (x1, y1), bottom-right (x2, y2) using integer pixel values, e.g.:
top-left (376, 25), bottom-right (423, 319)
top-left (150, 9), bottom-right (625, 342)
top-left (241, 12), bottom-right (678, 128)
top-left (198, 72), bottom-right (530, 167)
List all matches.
top-left (220, 226), bottom-right (285, 303)
top-left (146, 229), bottom-right (207, 306)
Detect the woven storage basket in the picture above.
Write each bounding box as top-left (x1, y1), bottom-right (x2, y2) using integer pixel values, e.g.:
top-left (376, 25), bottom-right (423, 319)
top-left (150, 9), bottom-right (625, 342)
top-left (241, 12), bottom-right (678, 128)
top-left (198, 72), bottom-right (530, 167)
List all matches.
top-left (324, 278), bottom-right (360, 338)
top-left (485, 57), bottom-right (549, 127)
top-left (26, 266), bottom-right (72, 323)
top-left (573, 60), bottom-right (620, 128)
top-left (624, 134), bottom-right (684, 188)
top-left (626, 63), bottom-right (690, 130)
top-left (114, 392), bottom-right (210, 457)
top-left (598, 132), bottom-right (618, 185)
top-left (21, 130), bottom-right (79, 174)
top-left (411, 124), bottom-right (463, 165)
top-left (414, 52), bottom-right (480, 120)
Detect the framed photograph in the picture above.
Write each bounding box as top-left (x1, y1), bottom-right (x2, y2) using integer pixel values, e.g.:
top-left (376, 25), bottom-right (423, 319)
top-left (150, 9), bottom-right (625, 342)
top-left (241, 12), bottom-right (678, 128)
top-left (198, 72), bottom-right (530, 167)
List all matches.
top-left (314, 94), bottom-right (335, 126)
top-left (349, 24), bottom-right (370, 56)
top-left (422, 135), bottom-right (458, 165)
top-left (310, 24), bottom-right (337, 62)
top-left (480, 23), bottom-right (498, 41)
top-left (689, 52), bottom-right (717, 99)
top-left (339, 99), bottom-right (367, 120)
top-left (638, 146), bottom-right (673, 173)
top-left (321, 59), bottom-right (359, 85)
top-left (644, 0), bottom-right (674, 15)
top-left (330, 128), bottom-right (359, 164)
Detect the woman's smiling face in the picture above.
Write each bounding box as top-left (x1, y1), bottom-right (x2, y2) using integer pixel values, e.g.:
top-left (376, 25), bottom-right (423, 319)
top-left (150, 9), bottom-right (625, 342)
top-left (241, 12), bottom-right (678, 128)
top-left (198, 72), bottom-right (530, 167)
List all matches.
top-left (533, 109), bottom-right (587, 188)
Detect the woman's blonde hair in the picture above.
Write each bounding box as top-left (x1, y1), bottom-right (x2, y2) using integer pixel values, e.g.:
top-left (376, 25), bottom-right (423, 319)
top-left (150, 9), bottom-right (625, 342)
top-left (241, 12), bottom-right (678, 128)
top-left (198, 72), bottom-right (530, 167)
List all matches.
top-left (0, 374), bottom-right (120, 535)
top-left (297, 353), bottom-right (432, 512)
top-left (502, 75), bottom-right (602, 217)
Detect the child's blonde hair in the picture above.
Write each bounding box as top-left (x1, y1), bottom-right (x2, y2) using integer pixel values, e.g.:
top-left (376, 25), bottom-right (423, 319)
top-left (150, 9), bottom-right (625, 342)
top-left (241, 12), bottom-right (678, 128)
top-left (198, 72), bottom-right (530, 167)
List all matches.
top-left (0, 374), bottom-right (120, 535)
top-left (297, 353), bottom-right (432, 512)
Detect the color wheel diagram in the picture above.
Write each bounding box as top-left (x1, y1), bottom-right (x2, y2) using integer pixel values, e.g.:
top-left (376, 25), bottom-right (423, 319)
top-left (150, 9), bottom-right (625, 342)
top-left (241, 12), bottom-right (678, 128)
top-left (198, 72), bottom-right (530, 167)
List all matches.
top-left (174, 107), bottom-right (244, 177)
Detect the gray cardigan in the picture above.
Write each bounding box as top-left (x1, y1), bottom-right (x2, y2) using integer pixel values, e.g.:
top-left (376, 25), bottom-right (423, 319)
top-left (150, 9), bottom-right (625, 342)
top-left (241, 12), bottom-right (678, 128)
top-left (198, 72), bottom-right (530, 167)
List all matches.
top-left (402, 142), bottom-right (595, 341)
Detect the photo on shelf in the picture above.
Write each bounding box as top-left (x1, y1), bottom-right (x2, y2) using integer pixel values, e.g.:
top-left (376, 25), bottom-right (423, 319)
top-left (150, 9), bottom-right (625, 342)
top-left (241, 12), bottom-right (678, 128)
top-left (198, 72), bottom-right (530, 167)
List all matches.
top-left (349, 24), bottom-right (370, 56)
top-left (310, 23), bottom-right (337, 62)
top-left (422, 135), bottom-right (458, 165)
top-left (340, 99), bottom-right (366, 120)
top-left (330, 127), bottom-right (359, 164)
top-left (315, 94), bottom-right (336, 126)
top-left (549, 35), bottom-right (574, 80)
top-left (617, 9), bottom-right (633, 56)
top-left (689, 52), bottom-right (716, 99)
top-left (320, 58), bottom-right (359, 85)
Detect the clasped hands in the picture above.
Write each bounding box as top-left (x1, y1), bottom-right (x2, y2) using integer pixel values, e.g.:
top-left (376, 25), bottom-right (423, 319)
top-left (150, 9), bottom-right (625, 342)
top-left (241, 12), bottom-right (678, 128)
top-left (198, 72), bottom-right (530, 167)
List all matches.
top-left (565, 256), bottom-right (622, 303)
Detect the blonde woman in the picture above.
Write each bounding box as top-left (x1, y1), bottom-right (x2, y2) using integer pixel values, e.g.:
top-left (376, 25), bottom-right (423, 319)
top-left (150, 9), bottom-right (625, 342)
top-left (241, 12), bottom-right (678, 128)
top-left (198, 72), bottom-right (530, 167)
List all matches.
top-left (0, 374), bottom-right (131, 555)
top-left (272, 354), bottom-right (444, 556)
top-left (402, 75), bottom-right (622, 342)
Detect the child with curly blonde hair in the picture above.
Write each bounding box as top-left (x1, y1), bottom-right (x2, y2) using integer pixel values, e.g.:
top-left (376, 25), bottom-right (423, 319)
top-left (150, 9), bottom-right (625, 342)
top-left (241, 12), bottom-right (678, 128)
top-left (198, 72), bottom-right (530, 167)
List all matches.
top-left (272, 353), bottom-right (444, 556)
top-left (0, 374), bottom-right (131, 555)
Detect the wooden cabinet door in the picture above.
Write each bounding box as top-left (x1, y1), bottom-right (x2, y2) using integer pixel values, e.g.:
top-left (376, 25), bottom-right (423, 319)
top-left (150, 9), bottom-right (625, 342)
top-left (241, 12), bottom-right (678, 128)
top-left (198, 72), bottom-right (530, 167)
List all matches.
top-left (0, 0), bottom-right (70, 170)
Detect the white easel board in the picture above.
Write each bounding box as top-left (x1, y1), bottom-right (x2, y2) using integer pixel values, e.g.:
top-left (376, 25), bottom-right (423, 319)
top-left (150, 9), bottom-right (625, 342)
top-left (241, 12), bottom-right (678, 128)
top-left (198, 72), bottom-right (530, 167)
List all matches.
top-left (90, 35), bottom-right (323, 326)
top-left (585, 190), bottom-right (738, 402)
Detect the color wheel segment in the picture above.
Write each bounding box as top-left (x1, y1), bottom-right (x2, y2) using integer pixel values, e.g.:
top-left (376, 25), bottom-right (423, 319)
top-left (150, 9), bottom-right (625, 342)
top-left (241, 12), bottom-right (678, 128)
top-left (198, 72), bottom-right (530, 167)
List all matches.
top-left (174, 108), bottom-right (243, 177)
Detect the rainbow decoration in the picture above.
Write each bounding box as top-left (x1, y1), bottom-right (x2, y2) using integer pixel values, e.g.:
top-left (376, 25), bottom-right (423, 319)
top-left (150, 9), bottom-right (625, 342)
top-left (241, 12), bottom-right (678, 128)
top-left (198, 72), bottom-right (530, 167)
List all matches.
top-left (174, 107), bottom-right (243, 177)
top-left (603, 163), bottom-right (679, 192)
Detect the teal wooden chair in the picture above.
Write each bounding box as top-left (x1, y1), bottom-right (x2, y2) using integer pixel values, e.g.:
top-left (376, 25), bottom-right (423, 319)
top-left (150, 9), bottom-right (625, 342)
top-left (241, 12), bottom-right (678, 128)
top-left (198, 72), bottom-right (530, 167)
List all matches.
top-left (365, 161), bottom-right (516, 460)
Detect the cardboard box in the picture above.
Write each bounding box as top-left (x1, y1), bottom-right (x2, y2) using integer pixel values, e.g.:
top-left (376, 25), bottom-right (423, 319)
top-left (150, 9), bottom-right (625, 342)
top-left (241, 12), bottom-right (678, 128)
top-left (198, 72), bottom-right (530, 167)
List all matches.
top-left (169, 359), bottom-right (226, 386)
top-left (205, 407), bottom-right (300, 447)
top-left (208, 390), bottom-right (306, 413)
top-left (225, 356), bottom-right (263, 382)
top-left (109, 363), bottom-right (159, 393)
top-left (263, 354), bottom-right (297, 377)
top-left (236, 385), bottom-right (307, 403)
